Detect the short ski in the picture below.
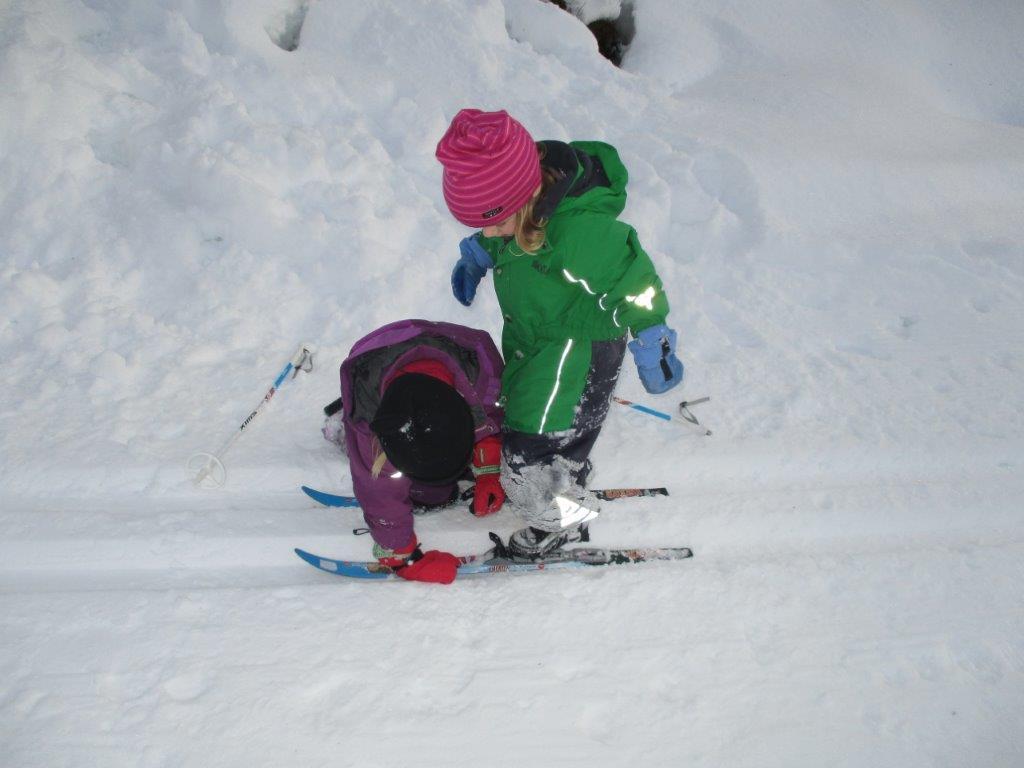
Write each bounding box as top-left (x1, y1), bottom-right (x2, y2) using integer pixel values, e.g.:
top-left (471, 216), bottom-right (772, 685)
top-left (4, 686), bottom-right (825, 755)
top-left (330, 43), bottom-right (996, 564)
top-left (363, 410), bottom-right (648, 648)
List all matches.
top-left (301, 485), bottom-right (668, 509)
top-left (294, 545), bottom-right (692, 580)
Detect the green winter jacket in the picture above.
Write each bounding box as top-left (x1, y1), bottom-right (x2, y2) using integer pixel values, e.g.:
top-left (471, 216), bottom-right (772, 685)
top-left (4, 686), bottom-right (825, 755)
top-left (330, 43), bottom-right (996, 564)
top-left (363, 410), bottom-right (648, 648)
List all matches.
top-left (476, 140), bottom-right (670, 434)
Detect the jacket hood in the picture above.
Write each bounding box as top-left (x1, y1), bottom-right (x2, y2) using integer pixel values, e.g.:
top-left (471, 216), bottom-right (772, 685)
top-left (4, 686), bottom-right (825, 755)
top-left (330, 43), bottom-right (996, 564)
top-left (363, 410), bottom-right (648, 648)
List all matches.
top-left (534, 140), bottom-right (628, 221)
top-left (340, 319), bottom-right (504, 429)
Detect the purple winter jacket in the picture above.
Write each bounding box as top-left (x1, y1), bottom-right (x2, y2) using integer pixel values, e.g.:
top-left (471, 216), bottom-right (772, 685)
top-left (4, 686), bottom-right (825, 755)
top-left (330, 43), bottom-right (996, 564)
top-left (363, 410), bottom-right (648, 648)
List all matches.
top-left (340, 319), bottom-right (504, 550)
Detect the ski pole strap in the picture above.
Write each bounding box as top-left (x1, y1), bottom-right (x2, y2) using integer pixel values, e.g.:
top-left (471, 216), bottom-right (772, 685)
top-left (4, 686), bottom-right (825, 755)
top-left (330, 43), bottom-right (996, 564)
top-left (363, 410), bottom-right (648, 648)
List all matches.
top-left (678, 397), bottom-right (711, 427)
top-left (266, 347), bottom-right (311, 391)
top-left (290, 344), bottom-right (315, 378)
top-left (677, 397), bottom-right (713, 436)
top-left (271, 344), bottom-right (315, 391)
top-left (680, 397), bottom-right (710, 408)
top-left (660, 338), bottom-right (673, 381)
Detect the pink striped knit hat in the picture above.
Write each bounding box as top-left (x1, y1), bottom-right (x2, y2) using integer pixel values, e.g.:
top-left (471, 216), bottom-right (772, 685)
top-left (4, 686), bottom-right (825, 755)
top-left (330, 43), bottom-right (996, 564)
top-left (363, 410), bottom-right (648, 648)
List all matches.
top-left (436, 109), bottom-right (542, 228)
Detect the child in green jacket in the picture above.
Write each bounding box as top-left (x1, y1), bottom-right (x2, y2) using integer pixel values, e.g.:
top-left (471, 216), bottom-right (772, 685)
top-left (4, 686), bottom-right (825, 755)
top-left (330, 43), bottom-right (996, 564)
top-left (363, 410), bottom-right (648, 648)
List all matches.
top-left (436, 108), bottom-right (683, 558)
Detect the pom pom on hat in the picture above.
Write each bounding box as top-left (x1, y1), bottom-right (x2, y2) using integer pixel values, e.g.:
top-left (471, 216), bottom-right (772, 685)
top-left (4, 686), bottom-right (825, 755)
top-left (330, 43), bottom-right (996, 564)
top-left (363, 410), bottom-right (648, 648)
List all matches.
top-left (436, 109), bottom-right (542, 228)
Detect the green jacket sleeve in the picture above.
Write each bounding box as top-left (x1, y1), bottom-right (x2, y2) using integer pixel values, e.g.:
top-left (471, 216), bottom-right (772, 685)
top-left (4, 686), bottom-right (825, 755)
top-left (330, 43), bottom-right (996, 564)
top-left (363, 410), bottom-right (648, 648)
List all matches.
top-left (557, 218), bottom-right (670, 336)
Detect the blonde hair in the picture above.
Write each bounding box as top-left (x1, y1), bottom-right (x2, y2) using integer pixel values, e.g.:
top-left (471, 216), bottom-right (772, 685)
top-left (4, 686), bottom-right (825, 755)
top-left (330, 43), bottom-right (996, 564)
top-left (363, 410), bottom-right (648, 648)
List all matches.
top-left (509, 146), bottom-right (559, 255)
top-left (370, 437), bottom-right (388, 479)
top-left (510, 188), bottom-right (545, 254)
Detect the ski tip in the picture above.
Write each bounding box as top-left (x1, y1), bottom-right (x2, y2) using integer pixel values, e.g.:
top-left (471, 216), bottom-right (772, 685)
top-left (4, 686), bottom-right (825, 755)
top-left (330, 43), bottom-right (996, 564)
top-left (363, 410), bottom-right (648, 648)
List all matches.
top-left (293, 547), bottom-right (346, 574)
top-left (294, 547), bottom-right (339, 570)
top-left (294, 548), bottom-right (394, 579)
top-left (301, 485), bottom-right (361, 507)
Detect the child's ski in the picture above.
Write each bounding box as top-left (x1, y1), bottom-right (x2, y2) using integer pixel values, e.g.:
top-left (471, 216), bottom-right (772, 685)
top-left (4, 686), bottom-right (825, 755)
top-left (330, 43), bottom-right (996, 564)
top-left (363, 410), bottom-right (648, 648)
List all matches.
top-left (294, 545), bottom-right (692, 580)
top-left (301, 485), bottom-right (668, 508)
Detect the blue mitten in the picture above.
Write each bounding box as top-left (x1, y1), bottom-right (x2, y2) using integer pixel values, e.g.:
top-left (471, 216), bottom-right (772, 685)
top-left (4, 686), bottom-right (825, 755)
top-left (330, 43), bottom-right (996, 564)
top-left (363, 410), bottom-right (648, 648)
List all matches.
top-left (451, 235), bottom-right (494, 307)
top-left (628, 324), bottom-right (684, 394)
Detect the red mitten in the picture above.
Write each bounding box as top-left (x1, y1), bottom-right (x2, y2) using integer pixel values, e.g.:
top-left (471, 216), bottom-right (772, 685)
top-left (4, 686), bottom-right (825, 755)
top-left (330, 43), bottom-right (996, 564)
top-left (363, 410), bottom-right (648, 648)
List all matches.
top-left (471, 434), bottom-right (504, 516)
top-left (397, 550), bottom-right (460, 584)
top-left (472, 472), bottom-right (505, 516)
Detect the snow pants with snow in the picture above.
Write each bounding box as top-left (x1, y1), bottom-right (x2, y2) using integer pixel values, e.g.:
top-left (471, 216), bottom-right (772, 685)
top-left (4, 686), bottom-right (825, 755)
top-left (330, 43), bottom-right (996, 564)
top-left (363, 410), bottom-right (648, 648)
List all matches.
top-left (500, 337), bottom-right (626, 532)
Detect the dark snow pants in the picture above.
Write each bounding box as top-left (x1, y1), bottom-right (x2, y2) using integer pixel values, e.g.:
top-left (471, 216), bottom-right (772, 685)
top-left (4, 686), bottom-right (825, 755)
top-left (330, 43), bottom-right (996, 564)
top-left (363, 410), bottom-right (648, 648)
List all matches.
top-left (501, 337), bottom-right (626, 531)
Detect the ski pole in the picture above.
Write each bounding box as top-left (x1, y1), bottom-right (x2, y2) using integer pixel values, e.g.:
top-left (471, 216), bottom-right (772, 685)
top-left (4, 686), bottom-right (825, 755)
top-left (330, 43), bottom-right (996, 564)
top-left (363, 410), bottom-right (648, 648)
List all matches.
top-left (187, 342), bottom-right (315, 487)
top-left (612, 395), bottom-right (712, 436)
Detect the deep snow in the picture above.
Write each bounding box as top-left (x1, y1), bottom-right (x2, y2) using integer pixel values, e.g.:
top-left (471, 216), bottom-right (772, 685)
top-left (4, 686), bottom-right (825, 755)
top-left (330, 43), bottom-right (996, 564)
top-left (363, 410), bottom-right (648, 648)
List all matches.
top-left (2, 1), bottom-right (1023, 766)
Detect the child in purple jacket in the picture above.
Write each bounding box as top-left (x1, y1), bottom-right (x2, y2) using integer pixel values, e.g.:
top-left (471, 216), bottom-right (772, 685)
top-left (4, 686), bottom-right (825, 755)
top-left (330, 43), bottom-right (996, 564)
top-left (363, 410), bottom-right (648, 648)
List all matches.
top-left (323, 319), bottom-right (505, 584)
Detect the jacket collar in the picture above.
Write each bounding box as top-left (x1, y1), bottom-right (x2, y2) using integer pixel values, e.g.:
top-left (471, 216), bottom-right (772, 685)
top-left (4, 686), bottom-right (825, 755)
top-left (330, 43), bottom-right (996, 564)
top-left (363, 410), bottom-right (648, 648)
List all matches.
top-left (534, 140), bottom-right (609, 221)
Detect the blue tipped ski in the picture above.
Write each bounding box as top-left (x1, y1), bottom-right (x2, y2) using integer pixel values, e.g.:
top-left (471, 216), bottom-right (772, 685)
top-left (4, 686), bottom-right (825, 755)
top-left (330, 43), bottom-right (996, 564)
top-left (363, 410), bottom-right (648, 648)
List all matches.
top-left (294, 545), bottom-right (692, 580)
top-left (301, 485), bottom-right (361, 507)
top-left (294, 548), bottom-right (489, 579)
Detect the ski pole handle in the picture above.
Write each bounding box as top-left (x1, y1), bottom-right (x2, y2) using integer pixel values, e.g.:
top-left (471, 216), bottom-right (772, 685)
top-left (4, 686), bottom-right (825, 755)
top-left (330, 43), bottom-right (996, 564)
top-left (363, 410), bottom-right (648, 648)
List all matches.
top-left (613, 396), bottom-right (672, 421)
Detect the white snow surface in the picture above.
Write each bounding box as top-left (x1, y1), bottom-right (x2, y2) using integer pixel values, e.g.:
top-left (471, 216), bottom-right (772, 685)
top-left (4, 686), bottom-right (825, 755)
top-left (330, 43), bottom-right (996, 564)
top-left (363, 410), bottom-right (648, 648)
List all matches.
top-left (2, 0), bottom-right (1024, 765)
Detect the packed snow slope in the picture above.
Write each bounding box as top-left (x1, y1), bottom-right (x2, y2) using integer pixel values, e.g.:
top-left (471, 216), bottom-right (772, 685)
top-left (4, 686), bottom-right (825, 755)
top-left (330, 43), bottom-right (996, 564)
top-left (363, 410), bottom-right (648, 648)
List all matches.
top-left (2, 1), bottom-right (1024, 765)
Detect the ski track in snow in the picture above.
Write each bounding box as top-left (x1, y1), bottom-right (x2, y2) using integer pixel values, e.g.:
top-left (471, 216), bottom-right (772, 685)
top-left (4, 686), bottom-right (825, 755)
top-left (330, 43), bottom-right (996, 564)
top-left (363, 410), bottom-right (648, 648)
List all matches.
top-left (3, 467), bottom-right (1023, 594)
top-left (4, 533), bottom-right (1023, 766)
top-left (3, 0), bottom-right (1024, 765)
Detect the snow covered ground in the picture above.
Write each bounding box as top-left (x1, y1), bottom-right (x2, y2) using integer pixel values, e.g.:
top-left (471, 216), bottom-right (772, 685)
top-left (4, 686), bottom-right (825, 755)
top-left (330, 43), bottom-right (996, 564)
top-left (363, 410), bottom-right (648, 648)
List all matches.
top-left (2, 0), bottom-right (1023, 765)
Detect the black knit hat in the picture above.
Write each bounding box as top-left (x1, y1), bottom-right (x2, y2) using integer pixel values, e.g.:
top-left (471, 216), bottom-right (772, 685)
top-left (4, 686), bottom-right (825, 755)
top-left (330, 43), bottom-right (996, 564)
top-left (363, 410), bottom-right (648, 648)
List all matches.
top-left (370, 373), bottom-right (474, 485)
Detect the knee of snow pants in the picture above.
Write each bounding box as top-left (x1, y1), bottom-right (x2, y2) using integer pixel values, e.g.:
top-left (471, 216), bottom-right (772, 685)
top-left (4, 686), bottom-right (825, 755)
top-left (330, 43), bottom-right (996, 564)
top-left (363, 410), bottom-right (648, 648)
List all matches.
top-left (500, 337), bottom-right (625, 531)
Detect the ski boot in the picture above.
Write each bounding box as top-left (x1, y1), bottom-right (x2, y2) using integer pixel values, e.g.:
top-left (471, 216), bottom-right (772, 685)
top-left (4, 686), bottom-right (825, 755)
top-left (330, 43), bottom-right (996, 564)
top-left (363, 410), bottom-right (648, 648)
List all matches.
top-left (506, 522), bottom-right (591, 560)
